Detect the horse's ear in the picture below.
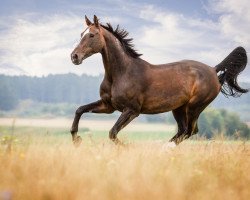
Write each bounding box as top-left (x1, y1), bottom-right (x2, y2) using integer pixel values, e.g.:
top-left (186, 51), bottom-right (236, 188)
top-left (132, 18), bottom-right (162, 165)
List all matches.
top-left (85, 15), bottom-right (92, 26)
top-left (93, 15), bottom-right (99, 27)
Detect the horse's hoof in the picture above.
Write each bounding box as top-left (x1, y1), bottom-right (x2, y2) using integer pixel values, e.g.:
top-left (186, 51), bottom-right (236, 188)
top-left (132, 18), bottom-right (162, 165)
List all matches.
top-left (161, 142), bottom-right (176, 152)
top-left (73, 136), bottom-right (82, 147)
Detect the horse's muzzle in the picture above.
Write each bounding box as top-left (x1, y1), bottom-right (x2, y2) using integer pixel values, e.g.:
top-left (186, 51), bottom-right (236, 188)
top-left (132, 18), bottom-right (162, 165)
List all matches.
top-left (71, 53), bottom-right (82, 65)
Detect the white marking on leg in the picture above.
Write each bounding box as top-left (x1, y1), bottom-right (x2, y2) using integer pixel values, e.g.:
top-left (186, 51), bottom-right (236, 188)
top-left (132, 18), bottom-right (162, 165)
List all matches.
top-left (161, 142), bottom-right (176, 152)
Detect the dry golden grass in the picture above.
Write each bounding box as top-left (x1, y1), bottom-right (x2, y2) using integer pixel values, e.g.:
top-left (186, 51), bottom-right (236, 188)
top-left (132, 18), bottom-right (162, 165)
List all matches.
top-left (0, 136), bottom-right (250, 200)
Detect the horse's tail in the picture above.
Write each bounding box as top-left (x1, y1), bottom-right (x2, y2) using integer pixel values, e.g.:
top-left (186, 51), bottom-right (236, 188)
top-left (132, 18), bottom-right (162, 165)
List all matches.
top-left (215, 46), bottom-right (248, 97)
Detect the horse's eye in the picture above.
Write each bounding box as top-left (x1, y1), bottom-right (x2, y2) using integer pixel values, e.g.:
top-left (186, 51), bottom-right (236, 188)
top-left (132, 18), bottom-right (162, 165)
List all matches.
top-left (89, 33), bottom-right (94, 38)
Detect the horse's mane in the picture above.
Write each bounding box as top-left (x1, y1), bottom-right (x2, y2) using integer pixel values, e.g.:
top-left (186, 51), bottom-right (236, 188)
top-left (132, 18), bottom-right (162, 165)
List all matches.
top-left (101, 23), bottom-right (142, 58)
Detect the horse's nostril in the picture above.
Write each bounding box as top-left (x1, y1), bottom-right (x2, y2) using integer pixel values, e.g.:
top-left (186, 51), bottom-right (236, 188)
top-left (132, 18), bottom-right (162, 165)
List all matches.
top-left (72, 54), bottom-right (78, 60)
top-left (71, 53), bottom-right (81, 65)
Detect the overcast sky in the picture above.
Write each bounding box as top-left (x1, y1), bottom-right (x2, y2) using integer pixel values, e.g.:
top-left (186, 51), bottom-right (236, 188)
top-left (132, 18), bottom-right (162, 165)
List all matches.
top-left (0, 0), bottom-right (249, 81)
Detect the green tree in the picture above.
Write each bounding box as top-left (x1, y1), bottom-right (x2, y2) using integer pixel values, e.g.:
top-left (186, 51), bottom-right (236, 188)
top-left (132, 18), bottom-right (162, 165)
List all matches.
top-left (0, 80), bottom-right (18, 110)
top-left (198, 108), bottom-right (250, 139)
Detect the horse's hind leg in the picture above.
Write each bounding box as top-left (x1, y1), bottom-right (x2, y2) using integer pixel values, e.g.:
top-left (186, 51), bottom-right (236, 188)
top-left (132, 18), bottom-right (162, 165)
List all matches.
top-left (169, 105), bottom-right (188, 144)
top-left (183, 101), bottom-right (212, 140)
top-left (170, 102), bottom-right (210, 144)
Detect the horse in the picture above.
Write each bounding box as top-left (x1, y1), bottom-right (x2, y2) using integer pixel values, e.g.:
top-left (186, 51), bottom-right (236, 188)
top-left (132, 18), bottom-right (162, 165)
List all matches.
top-left (70, 15), bottom-right (248, 146)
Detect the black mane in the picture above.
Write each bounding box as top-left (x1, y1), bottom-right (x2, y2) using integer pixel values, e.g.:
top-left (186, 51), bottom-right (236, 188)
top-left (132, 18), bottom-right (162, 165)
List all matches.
top-left (101, 23), bottom-right (142, 58)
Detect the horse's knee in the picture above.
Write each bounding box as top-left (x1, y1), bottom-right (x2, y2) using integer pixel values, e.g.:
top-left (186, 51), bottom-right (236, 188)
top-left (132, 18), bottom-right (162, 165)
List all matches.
top-left (75, 106), bottom-right (85, 116)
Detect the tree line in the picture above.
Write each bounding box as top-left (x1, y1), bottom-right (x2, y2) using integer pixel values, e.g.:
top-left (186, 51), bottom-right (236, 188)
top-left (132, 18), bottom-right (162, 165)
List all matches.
top-left (0, 73), bottom-right (249, 138)
top-left (1, 73), bottom-right (249, 111)
top-left (0, 74), bottom-right (102, 110)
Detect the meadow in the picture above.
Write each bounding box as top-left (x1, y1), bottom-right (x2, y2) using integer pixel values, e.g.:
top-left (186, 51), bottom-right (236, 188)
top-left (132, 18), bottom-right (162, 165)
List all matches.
top-left (0, 118), bottom-right (250, 200)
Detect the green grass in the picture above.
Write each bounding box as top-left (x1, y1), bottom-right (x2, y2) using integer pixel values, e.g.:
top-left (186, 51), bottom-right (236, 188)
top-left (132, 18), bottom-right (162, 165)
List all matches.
top-left (0, 125), bottom-right (175, 145)
top-left (2, 125), bottom-right (249, 149)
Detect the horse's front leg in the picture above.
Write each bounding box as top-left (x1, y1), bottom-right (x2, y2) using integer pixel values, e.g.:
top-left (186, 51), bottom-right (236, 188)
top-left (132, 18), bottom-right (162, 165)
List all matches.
top-left (109, 108), bottom-right (139, 145)
top-left (71, 100), bottom-right (114, 146)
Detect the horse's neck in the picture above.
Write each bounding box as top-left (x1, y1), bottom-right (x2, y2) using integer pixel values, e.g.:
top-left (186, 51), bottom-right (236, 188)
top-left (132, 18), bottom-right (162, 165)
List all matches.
top-left (101, 32), bottom-right (131, 80)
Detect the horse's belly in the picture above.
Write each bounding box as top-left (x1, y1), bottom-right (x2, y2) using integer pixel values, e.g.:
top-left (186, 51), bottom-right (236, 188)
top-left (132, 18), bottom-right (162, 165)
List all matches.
top-left (141, 94), bottom-right (188, 114)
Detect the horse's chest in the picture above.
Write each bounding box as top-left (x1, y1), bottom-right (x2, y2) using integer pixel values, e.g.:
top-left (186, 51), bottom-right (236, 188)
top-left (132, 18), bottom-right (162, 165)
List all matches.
top-left (100, 80), bottom-right (112, 104)
top-left (100, 79), bottom-right (139, 111)
top-left (100, 81), bottom-right (127, 101)
top-left (110, 86), bottom-right (137, 111)
top-left (110, 95), bottom-right (127, 111)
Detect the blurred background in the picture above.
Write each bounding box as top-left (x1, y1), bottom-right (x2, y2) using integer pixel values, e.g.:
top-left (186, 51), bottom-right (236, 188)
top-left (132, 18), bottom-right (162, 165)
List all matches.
top-left (0, 0), bottom-right (249, 140)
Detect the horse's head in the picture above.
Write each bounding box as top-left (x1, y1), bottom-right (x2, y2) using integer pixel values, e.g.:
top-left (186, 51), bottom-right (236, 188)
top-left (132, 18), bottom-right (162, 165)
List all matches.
top-left (71, 15), bottom-right (105, 65)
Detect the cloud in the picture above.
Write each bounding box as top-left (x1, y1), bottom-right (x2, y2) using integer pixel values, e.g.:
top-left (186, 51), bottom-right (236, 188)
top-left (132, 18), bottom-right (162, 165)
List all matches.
top-left (137, 1), bottom-right (250, 81)
top-left (0, 14), bottom-right (106, 76)
top-left (0, 0), bottom-right (249, 82)
top-left (206, 0), bottom-right (250, 81)
top-left (0, 12), bottom-right (131, 77)
top-left (209, 0), bottom-right (250, 45)
top-left (138, 6), bottom-right (224, 62)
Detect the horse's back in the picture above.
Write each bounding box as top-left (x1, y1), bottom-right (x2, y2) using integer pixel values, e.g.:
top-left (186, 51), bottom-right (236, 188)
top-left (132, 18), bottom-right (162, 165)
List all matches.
top-left (141, 60), bottom-right (221, 114)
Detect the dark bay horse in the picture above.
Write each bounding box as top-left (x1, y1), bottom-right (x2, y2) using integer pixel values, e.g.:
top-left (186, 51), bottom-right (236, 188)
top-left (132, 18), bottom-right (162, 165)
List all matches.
top-left (70, 15), bottom-right (248, 146)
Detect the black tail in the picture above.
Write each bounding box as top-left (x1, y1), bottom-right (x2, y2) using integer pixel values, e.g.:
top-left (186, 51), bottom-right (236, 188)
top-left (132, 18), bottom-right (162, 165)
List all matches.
top-left (215, 46), bottom-right (248, 97)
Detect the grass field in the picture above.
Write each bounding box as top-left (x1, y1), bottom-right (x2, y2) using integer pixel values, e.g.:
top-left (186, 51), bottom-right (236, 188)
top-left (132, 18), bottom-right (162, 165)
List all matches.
top-left (0, 118), bottom-right (250, 200)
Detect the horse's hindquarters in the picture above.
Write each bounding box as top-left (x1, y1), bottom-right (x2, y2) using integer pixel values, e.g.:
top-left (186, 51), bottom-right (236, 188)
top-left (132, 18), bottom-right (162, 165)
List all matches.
top-left (140, 61), bottom-right (221, 114)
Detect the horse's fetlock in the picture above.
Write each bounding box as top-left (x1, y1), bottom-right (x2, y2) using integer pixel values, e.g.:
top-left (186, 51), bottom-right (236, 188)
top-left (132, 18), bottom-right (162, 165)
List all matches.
top-left (109, 129), bottom-right (117, 140)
